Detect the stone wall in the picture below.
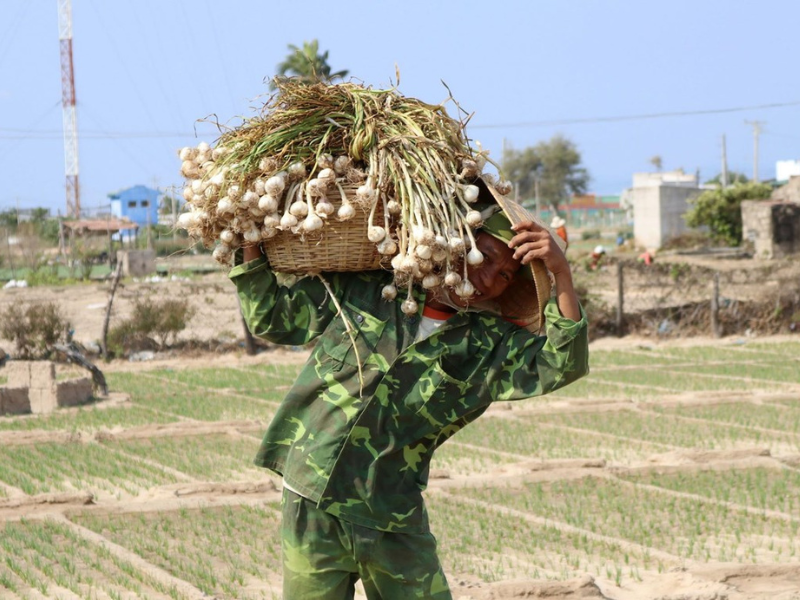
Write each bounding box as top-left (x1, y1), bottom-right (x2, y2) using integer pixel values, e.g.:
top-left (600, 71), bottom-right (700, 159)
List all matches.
top-left (742, 201), bottom-right (800, 259)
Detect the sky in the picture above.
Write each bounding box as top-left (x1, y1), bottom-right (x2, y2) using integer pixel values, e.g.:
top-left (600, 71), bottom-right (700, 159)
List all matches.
top-left (1, 0), bottom-right (798, 216)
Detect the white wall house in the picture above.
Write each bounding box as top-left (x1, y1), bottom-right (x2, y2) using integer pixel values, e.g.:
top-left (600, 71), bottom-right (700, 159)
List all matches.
top-left (625, 170), bottom-right (704, 250)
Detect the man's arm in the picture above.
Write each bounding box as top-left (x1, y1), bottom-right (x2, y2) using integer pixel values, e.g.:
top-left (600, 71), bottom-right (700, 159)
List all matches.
top-left (508, 221), bottom-right (580, 321)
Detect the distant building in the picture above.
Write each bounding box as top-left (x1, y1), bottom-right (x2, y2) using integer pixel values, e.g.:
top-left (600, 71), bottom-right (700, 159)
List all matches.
top-left (623, 170), bottom-right (705, 249)
top-left (108, 185), bottom-right (161, 230)
top-left (776, 160), bottom-right (800, 184)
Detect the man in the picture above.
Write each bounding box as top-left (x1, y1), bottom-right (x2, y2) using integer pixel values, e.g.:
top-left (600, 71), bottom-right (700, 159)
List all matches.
top-left (231, 190), bottom-right (589, 599)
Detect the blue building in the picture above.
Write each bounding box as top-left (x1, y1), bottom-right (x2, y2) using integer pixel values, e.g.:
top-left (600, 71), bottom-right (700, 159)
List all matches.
top-left (108, 185), bottom-right (161, 229)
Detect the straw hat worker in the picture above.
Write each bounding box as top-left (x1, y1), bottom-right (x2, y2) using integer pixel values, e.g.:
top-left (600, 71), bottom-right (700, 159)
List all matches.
top-left (233, 183), bottom-right (588, 600)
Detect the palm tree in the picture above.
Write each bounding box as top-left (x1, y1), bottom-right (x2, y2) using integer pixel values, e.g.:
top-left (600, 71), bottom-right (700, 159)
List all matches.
top-left (271, 40), bottom-right (348, 90)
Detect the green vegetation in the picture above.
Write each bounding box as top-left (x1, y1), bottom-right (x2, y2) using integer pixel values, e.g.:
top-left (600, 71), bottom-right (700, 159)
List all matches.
top-left (75, 504), bottom-right (283, 599)
top-left (0, 340), bottom-right (799, 592)
top-left (684, 182), bottom-right (773, 246)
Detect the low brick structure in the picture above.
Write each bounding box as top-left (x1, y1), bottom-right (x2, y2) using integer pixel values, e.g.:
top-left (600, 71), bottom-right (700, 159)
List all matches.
top-left (0, 387), bottom-right (30, 415)
top-left (0, 361), bottom-right (94, 416)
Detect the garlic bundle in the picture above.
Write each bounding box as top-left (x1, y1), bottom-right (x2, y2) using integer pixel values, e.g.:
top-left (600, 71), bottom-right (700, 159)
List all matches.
top-left (174, 81), bottom-right (514, 311)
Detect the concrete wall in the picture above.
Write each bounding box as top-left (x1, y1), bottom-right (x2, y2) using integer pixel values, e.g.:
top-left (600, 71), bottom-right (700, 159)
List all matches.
top-left (742, 200), bottom-right (800, 259)
top-left (631, 185), bottom-right (702, 249)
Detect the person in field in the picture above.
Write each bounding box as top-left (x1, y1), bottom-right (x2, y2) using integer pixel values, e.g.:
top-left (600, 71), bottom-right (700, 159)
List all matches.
top-left (230, 182), bottom-right (589, 599)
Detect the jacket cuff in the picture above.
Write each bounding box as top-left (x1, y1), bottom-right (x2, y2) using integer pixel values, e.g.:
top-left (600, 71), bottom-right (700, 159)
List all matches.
top-left (228, 255), bottom-right (268, 279)
top-left (544, 299), bottom-right (587, 349)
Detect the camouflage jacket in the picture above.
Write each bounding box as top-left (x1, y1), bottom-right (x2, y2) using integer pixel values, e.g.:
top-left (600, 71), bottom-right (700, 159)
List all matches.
top-left (230, 257), bottom-right (589, 533)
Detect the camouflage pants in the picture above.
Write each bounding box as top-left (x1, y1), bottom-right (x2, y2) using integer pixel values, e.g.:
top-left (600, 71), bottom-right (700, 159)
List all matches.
top-left (281, 488), bottom-right (452, 599)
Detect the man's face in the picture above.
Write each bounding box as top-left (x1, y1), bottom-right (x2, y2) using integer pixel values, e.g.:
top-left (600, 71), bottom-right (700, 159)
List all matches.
top-left (451, 232), bottom-right (521, 307)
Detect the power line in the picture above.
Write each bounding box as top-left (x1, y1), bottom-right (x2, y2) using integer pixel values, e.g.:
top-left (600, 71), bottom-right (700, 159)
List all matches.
top-left (469, 100), bottom-right (800, 129)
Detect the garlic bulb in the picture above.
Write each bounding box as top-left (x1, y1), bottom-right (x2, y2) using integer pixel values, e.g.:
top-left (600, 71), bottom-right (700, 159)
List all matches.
top-left (178, 146), bottom-right (196, 161)
top-left (414, 244), bottom-right (432, 260)
top-left (220, 229), bottom-right (235, 244)
top-left (317, 168), bottom-right (336, 184)
top-left (265, 175), bottom-right (286, 196)
top-left (448, 237), bottom-right (465, 253)
top-left (444, 271), bottom-right (461, 286)
top-left (401, 297), bottom-right (418, 316)
top-left (289, 200), bottom-right (309, 218)
top-left (495, 180), bottom-right (513, 195)
top-left (463, 185), bottom-right (480, 203)
top-left (465, 210), bottom-right (482, 227)
top-left (381, 284), bottom-right (398, 300)
top-left (333, 155), bottom-right (351, 174)
top-left (356, 184), bottom-right (375, 202)
top-left (216, 197), bottom-right (234, 214)
top-left (288, 161), bottom-right (306, 180)
top-left (212, 244), bottom-right (232, 263)
top-left (280, 213), bottom-right (298, 230)
top-left (455, 280), bottom-right (475, 298)
top-left (258, 194), bottom-right (279, 213)
top-left (367, 226), bottom-right (386, 243)
top-left (337, 203), bottom-right (356, 220)
top-left (263, 214), bottom-right (280, 229)
top-left (227, 185), bottom-right (241, 200)
top-left (422, 274), bottom-right (440, 289)
top-left (302, 213), bottom-right (324, 232)
top-left (467, 248), bottom-right (484, 265)
top-left (377, 237), bottom-right (397, 255)
top-left (244, 226), bottom-right (261, 244)
top-left (243, 190), bottom-right (259, 206)
top-left (315, 198), bottom-right (334, 217)
top-left (317, 153), bottom-right (334, 169)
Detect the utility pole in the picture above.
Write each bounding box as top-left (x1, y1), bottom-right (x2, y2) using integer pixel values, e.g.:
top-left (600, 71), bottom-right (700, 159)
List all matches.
top-left (720, 134), bottom-right (729, 188)
top-left (745, 120), bottom-right (764, 183)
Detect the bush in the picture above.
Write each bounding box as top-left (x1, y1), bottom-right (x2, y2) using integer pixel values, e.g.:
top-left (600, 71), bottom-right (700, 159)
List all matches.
top-left (0, 301), bottom-right (70, 359)
top-left (684, 182), bottom-right (773, 246)
top-left (108, 297), bottom-right (196, 356)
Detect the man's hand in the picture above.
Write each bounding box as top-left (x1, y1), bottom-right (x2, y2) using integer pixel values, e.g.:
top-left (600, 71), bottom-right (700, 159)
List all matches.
top-left (509, 221), bottom-right (581, 322)
top-left (508, 221), bottom-right (569, 276)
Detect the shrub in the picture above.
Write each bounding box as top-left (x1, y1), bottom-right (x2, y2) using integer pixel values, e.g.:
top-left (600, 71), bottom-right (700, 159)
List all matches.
top-left (0, 301), bottom-right (70, 359)
top-left (684, 182), bottom-right (773, 246)
top-left (108, 297), bottom-right (196, 356)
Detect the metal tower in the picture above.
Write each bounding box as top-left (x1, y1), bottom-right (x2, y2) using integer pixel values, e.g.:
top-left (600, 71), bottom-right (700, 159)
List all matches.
top-left (58, 0), bottom-right (80, 218)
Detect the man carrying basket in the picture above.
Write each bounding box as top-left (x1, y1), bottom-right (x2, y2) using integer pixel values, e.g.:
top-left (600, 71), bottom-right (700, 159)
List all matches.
top-left (230, 182), bottom-right (589, 599)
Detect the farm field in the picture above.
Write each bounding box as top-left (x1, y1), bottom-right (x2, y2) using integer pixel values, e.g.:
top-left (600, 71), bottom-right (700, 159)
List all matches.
top-left (1, 337), bottom-right (800, 599)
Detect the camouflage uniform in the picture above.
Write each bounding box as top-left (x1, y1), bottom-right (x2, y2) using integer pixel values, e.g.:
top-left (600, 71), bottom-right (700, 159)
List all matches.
top-left (230, 256), bottom-right (589, 598)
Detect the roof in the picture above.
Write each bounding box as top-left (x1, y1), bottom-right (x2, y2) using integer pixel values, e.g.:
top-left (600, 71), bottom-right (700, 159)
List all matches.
top-left (62, 218), bottom-right (139, 235)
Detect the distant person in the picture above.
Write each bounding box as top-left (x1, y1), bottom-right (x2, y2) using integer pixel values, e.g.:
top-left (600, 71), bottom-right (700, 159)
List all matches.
top-left (550, 215), bottom-right (568, 249)
top-left (590, 244), bottom-right (606, 270)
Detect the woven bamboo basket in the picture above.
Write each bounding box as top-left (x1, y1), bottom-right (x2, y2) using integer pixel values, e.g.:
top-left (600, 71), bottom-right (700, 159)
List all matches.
top-left (264, 183), bottom-right (385, 274)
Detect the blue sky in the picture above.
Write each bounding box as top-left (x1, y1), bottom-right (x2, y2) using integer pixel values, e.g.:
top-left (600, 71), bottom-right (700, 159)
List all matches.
top-left (1, 0), bottom-right (798, 215)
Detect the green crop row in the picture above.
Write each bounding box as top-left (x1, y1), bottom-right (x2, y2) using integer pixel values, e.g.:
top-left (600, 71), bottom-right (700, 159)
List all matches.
top-left (618, 467), bottom-right (800, 518)
top-left (451, 475), bottom-right (800, 564)
top-left (538, 408), bottom-right (800, 453)
top-left (73, 503), bottom-right (283, 600)
top-left (103, 433), bottom-right (266, 482)
top-left (427, 493), bottom-right (666, 585)
top-left (0, 518), bottom-right (188, 599)
top-left (0, 441), bottom-right (180, 497)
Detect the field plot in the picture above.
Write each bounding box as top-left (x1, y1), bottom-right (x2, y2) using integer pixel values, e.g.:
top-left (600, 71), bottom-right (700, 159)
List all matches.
top-left (1, 338), bottom-right (800, 599)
